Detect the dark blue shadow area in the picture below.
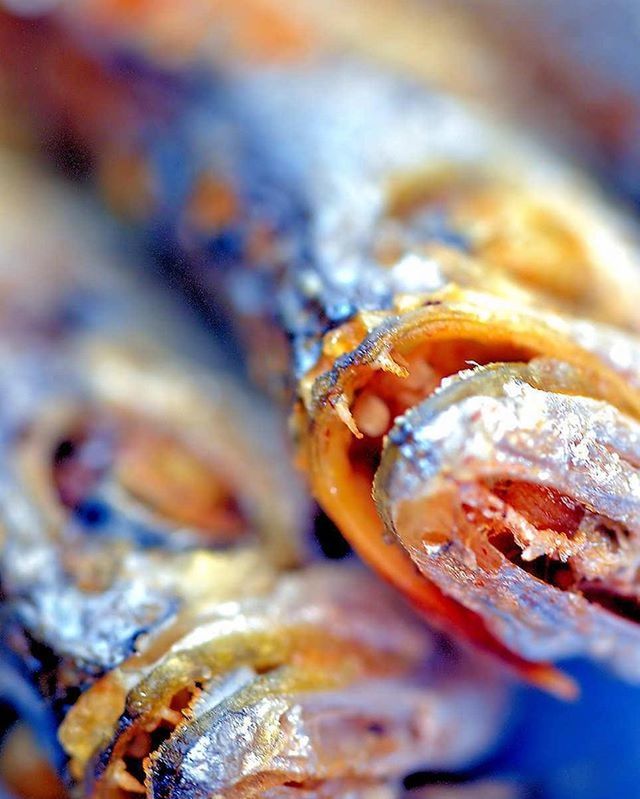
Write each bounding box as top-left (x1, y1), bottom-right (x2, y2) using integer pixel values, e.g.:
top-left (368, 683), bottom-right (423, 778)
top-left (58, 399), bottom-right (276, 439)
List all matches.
top-left (486, 659), bottom-right (640, 799)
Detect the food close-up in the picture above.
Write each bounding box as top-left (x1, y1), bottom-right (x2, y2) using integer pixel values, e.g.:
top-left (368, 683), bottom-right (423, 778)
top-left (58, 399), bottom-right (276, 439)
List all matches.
top-left (1, 2), bottom-right (640, 799)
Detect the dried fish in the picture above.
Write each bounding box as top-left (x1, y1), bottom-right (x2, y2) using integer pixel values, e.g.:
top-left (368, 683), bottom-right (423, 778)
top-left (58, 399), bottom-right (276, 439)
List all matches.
top-left (0, 565), bottom-right (506, 798)
top-left (0, 146), bottom-right (297, 733)
top-left (0, 166), bottom-right (313, 767)
top-left (6, 2), bottom-right (640, 690)
top-left (0, 150), bottom-right (507, 797)
top-left (57, 565), bottom-right (506, 798)
top-left (375, 359), bottom-right (640, 676)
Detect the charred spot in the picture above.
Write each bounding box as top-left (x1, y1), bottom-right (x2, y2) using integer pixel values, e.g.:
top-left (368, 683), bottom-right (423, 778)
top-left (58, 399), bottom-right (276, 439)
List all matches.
top-left (2, 626), bottom-right (86, 724)
top-left (53, 439), bottom-right (76, 462)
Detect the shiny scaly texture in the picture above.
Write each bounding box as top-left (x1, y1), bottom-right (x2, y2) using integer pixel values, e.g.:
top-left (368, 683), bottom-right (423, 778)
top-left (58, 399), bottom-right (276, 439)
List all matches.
top-left (0, 150), bottom-right (506, 797)
top-left (6, 2), bottom-right (640, 691)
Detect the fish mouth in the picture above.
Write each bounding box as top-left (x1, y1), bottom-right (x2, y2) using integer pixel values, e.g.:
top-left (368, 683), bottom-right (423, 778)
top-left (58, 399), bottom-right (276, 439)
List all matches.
top-left (299, 293), bottom-right (640, 692)
top-left (375, 358), bottom-right (640, 677)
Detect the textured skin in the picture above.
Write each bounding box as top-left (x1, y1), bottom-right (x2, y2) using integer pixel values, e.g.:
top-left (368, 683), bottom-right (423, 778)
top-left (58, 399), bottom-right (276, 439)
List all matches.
top-left (376, 361), bottom-right (640, 674)
top-left (0, 151), bottom-right (508, 797)
top-left (60, 566), bottom-right (505, 798)
top-left (6, 3), bottom-right (640, 688)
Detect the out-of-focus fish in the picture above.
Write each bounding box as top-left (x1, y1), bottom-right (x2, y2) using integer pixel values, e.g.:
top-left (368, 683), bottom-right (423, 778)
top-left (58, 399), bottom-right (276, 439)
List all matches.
top-left (0, 145), bottom-right (309, 694)
top-left (0, 147), bottom-right (307, 569)
top-left (56, 565), bottom-right (506, 798)
top-left (1, 563), bottom-right (507, 799)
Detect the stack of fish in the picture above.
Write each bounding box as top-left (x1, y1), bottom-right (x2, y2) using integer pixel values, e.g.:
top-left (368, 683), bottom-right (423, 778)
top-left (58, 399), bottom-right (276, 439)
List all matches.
top-left (2, 1), bottom-right (640, 797)
top-left (0, 143), bottom-right (507, 797)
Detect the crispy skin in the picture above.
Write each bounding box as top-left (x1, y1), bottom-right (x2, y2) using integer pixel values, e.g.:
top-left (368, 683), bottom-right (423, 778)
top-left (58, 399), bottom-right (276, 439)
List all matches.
top-left (376, 360), bottom-right (640, 674)
top-left (299, 293), bottom-right (640, 693)
top-left (59, 566), bottom-right (505, 798)
top-left (0, 152), bottom-right (508, 797)
top-left (6, 3), bottom-right (640, 692)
